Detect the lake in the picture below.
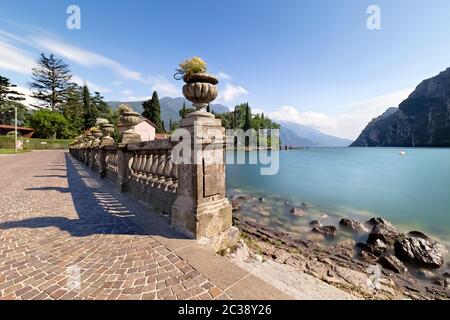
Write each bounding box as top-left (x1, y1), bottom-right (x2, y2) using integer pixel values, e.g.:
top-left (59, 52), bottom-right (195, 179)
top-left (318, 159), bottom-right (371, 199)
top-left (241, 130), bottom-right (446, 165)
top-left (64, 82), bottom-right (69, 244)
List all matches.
top-left (226, 148), bottom-right (450, 244)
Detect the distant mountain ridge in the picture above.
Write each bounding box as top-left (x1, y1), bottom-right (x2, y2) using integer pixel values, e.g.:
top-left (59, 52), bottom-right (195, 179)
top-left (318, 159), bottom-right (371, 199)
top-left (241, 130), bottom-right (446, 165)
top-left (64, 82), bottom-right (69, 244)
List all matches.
top-left (279, 121), bottom-right (352, 147)
top-left (108, 97), bottom-right (229, 130)
top-left (108, 97), bottom-right (352, 146)
top-left (352, 67), bottom-right (450, 147)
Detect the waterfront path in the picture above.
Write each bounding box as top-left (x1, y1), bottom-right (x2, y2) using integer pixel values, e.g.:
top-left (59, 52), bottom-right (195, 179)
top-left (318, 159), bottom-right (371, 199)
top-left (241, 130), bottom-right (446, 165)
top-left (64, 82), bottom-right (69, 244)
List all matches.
top-left (0, 150), bottom-right (290, 300)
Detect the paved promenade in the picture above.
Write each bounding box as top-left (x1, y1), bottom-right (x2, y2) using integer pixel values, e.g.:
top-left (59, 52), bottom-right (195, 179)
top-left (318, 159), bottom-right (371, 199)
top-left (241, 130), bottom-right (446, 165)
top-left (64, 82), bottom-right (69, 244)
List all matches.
top-left (0, 150), bottom-right (290, 300)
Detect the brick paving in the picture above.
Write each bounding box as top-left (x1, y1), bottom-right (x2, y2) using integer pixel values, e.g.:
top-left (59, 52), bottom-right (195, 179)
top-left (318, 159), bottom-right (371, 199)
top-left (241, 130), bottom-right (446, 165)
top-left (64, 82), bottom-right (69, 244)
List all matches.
top-left (0, 150), bottom-right (230, 300)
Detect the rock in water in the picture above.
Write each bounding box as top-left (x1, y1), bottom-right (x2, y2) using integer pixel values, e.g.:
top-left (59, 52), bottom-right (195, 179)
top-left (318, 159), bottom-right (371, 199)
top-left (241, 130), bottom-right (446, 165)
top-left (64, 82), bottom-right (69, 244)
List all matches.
top-left (339, 218), bottom-right (369, 233)
top-left (312, 225), bottom-right (337, 238)
top-left (394, 236), bottom-right (447, 268)
top-left (367, 220), bottom-right (403, 246)
top-left (378, 254), bottom-right (408, 274)
top-left (290, 207), bottom-right (306, 217)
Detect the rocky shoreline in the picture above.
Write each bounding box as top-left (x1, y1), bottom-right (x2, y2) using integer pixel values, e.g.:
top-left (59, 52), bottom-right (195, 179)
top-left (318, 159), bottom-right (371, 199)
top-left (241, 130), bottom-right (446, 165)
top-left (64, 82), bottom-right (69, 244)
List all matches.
top-left (228, 196), bottom-right (449, 300)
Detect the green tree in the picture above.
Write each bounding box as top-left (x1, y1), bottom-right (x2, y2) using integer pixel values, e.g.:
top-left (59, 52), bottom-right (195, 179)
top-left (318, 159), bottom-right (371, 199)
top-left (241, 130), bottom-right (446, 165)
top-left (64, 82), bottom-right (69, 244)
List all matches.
top-left (30, 53), bottom-right (72, 111)
top-left (26, 109), bottom-right (70, 139)
top-left (243, 103), bottom-right (252, 131)
top-left (206, 104), bottom-right (211, 113)
top-left (0, 76), bottom-right (27, 125)
top-left (142, 91), bottom-right (164, 133)
top-left (61, 83), bottom-right (84, 135)
top-left (83, 85), bottom-right (98, 129)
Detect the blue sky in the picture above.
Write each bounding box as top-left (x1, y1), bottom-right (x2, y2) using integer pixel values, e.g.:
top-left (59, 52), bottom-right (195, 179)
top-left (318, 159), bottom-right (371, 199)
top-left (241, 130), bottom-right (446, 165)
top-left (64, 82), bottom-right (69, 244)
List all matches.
top-left (1, 0), bottom-right (450, 139)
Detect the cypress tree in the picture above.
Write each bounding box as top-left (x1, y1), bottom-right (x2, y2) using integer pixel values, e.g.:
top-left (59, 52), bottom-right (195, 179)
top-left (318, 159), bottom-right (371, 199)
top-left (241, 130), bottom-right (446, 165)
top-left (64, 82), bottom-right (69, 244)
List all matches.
top-left (206, 103), bottom-right (211, 113)
top-left (83, 84), bottom-right (97, 129)
top-left (142, 91), bottom-right (164, 133)
top-left (243, 103), bottom-right (252, 131)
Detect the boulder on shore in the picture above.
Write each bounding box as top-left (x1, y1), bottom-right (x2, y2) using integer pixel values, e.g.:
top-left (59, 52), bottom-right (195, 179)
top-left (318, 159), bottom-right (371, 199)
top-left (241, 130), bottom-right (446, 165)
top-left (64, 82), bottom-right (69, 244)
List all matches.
top-left (378, 254), bottom-right (408, 274)
top-left (312, 225), bottom-right (337, 238)
top-left (339, 218), bottom-right (369, 233)
top-left (367, 218), bottom-right (403, 246)
top-left (356, 241), bottom-right (386, 257)
top-left (394, 236), bottom-right (447, 269)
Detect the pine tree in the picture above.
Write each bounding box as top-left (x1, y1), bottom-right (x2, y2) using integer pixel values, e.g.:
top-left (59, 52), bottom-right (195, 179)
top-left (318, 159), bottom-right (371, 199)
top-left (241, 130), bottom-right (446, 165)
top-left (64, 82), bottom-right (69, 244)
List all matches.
top-left (0, 76), bottom-right (27, 124)
top-left (30, 53), bottom-right (72, 111)
top-left (261, 113), bottom-right (265, 129)
top-left (0, 76), bottom-right (25, 103)
top-left (142, 91), bottom-right (164, 133)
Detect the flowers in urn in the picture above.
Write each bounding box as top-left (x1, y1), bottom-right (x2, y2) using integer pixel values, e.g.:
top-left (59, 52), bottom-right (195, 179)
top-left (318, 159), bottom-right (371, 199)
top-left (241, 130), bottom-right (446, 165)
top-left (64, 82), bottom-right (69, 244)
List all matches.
top-left (174, 57), bottom-right (219, 115)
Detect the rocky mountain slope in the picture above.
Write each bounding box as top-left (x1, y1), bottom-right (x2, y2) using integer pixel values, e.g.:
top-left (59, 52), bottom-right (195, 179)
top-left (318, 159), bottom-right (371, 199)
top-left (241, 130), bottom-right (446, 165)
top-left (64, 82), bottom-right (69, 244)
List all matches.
top-left (352, 68), bottom-right (450, 147)
top-left (280, 121), bottom-right (352, 147)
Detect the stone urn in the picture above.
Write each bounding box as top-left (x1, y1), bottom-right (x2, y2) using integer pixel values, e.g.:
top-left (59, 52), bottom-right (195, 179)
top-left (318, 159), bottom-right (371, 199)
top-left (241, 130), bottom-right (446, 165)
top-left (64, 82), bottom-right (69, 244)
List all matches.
top-left (101, 123), bottom-right (115, 145)
top-left (118, 105), bottom-right (142, 143)
top-left (91, 128), bottom-right (102, 147)
top-left (85, 132), bottom-right (94, 147)
top-left (182, 73), bottom-right (218, 116)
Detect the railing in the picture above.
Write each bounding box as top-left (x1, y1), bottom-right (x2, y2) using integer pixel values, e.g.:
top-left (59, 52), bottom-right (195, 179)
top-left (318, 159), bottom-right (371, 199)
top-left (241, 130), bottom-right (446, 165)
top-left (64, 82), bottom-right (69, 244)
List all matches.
top-left (69, 139), bottom-right (177, 216)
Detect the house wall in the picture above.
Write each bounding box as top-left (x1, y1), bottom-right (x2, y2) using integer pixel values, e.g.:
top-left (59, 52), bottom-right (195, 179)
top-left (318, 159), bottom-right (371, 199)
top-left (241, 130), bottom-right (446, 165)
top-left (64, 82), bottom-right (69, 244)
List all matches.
top-left (134, 122), bottom-right (156, 141)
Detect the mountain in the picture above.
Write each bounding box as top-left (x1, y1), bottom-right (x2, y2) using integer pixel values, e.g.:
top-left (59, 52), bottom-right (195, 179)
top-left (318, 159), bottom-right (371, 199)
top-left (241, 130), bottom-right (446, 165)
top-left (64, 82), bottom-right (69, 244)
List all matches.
top-left (108, 97), bottom-right (229, 130)
top-left (352, 67), bottom-right (450, 147)
top-left (279, 121), bottom-right (353, 147)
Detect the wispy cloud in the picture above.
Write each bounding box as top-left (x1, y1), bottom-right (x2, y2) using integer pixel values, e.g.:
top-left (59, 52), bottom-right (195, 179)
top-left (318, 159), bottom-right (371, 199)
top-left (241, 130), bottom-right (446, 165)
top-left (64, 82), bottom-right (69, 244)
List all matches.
top-left (71, 76), bottom-right (112, 94)
top-left (0, 38), bottom-right (36, 74)
top-left (148, 77), bottom-right (179, 98)
top-left (270, 106), bottom-right (337, 132)
top-left (33, 37), bottom-right (143, 81)
top-left (216, 71), bottom-right (232, 81)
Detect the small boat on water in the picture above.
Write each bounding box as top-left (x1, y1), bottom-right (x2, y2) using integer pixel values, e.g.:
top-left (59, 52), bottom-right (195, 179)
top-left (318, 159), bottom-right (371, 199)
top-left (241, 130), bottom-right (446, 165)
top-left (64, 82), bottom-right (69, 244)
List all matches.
top-left (399, 151), bottom-right (406, 156)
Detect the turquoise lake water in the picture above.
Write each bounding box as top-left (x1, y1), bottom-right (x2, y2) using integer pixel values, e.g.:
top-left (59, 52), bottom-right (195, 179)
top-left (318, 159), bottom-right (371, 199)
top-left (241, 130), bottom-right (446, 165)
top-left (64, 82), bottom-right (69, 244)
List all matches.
top-left (226, 148), bottom-right (450, 243)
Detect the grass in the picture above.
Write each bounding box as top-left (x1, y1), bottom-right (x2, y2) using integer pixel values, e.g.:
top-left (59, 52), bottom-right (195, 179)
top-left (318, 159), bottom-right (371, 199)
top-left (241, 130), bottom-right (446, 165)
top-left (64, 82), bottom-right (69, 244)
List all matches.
top-left (0, 148), bottom-right (30, 154)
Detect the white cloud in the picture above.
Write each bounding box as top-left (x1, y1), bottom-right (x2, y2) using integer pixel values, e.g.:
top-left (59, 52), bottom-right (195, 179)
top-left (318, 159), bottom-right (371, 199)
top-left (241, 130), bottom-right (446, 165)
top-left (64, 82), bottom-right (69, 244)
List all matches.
top-left (268, 88), bottom-right (413, 140)
top-left (0, 39), bottom-right (36, 74)
top-left (71, 76), bottom-right (112, 94)
top-left (15, 86), bottom-right (40, 108)
top-left (121, 95), bottom-right (151, 101)
top-left (148, 77), bottom-right (179, 97)
top-left (218, 83), bottom-right (248, 102)
top-left (270, 106), bottom-right (337, 132)
top-left (121, 89), bottom-right (133, 96)
top-left (216, 71), bottom-right (232, 81)
top-left (112, 80), bottom-right (123, 86)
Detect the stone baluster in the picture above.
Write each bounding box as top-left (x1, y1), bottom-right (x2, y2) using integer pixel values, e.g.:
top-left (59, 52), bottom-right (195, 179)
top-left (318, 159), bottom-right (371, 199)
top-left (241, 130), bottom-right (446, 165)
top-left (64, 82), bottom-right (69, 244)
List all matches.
top-left (143, 153), bottom-right (153, 182)
top-left (155, 153), bottom-right (168, 187)
top-left (149, 153), bottom-right (160, 186)
top-left (137, 153), bottom-right (147, 182)
top-left (168, 162), bottom-right (178, 192)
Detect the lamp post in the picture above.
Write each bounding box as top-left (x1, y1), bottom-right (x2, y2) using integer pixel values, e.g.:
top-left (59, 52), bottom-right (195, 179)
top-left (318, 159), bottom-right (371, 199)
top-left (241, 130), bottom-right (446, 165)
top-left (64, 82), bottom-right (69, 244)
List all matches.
top-left (14, 106), bottom-right (17, 153)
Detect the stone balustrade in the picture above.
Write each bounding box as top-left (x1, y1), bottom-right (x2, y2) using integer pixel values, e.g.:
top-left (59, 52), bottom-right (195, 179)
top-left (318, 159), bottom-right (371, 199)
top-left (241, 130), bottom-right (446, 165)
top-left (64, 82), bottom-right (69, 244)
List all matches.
top-left (70, 70), bottom-right (238, 251)
top-left (69, 120), bottom-right (238, 252)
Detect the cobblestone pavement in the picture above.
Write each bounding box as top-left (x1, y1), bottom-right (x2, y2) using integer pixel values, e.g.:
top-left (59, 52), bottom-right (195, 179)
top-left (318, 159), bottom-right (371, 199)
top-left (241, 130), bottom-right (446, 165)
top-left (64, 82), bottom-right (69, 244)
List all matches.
top-left (0, 151), bottom-right (230, 300)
